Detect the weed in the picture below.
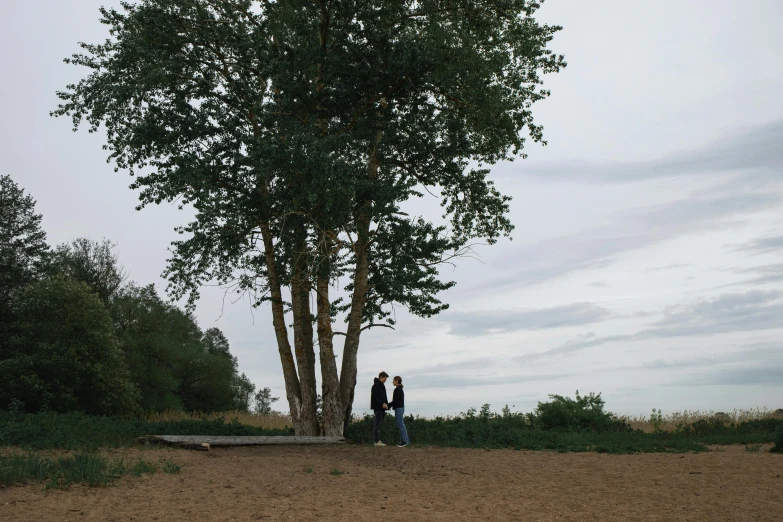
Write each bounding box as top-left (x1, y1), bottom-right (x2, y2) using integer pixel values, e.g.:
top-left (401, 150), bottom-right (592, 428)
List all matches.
top-left (303, 467), bottom-right (313, 473)
top-left (329, 469), bottom-right (345, 476)
top-left (650, 409), bottom-right (663, 433)
top-left (161, 459), bottom-right (182, 474)
top-left (130, 458), bottom-right (158, 477)
top-left (745, 444), bottom-right (761, 453)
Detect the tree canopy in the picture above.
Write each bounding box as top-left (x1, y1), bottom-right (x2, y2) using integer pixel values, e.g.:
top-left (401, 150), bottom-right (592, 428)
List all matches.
top-left (54, 0), bottom-right (566, 435)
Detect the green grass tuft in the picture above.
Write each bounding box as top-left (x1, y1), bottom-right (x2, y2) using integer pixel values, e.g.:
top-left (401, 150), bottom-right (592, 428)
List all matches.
top-left (0, 452), bottom-right (157, 489)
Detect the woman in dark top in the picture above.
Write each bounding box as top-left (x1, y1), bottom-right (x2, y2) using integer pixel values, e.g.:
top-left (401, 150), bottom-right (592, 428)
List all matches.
top-left (388, 376), bottom-right (410, 447)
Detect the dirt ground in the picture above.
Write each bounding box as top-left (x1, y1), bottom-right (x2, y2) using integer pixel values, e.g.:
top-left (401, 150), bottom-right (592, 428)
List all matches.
top-left (1, 444), bottom-right (781, 521)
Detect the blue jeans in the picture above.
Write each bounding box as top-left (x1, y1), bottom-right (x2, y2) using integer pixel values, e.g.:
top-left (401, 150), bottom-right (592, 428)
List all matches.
top-left (394, 408), bottom-right (410, 444)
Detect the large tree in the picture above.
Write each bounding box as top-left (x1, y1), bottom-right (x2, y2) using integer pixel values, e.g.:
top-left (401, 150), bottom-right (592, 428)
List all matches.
top-left (54, 0), bottom-right (565, 435)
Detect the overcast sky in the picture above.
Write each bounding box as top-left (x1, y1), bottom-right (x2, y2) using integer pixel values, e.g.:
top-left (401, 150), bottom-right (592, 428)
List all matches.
top-left (2, 0), bottom-right (781, 418)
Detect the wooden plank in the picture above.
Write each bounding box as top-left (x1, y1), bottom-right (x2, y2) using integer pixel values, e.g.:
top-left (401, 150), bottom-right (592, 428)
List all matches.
top-left (137, 435), bottom-right (345, 449)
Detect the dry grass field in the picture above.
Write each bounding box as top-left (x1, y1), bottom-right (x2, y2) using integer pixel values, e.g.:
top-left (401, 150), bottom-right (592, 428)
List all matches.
top-left (142, 410), bottom-right (294, 430)
top-left (1, 444), bottom-right (781, 521)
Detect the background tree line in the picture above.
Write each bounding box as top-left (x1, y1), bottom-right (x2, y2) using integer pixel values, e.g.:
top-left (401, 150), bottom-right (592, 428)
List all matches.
top-left (0, 174), bottom-right (277, 416)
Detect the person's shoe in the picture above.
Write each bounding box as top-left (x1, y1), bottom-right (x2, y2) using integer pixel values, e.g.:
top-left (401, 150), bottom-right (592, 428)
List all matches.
top-left (374, 441), bottom-right (386, 447)
top-left (397, 442), bottom-right (407, 447)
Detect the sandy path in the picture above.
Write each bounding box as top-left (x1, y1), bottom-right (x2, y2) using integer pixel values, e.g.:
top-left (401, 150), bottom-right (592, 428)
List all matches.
top-left (1, 444), bottom-right (780, 521)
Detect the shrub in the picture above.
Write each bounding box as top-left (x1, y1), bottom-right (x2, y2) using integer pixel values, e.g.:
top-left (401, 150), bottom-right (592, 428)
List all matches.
top-left (771, 425), bottom-right (783, 453)
top-left (532, 391), bottom-right (632, 433)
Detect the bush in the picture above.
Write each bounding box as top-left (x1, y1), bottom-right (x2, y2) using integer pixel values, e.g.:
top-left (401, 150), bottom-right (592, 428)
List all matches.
top-left (771, 425), bottom-right (783, 453)
top-left (532, 391), bottom-right (633, 433)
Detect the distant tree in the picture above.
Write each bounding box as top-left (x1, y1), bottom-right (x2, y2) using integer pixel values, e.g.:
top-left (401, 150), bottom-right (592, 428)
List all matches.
top-left (0, 175), bottom-right (49, 341)
top-left (112, 284), bottom-right (240, 412)
top-left (232, 372), bottom-right (256, 412)
top-left (55, 0), bottom-right (566, 435)
top-left (203, 327), bottom-right (232, 358)
top-left (0, 276), bottom-right (139, 414)
top-left (51, 238), bottom-right (127, 305)
top-left (254, 387), bottom-right (279, 415)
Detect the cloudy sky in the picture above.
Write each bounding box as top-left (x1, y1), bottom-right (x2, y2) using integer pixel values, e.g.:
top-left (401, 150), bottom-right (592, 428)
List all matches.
top-left (2, 0), bottom-right (781, 418)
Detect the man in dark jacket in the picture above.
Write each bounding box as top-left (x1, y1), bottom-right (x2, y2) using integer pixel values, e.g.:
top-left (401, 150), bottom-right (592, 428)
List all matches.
top-left (370, 372), bottom-right (389, 446)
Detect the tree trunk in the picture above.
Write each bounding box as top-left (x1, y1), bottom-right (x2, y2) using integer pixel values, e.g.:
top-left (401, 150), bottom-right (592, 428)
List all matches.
top-left (259, 221), bottom-right (305, 435)
top-left (290, 242), bottom-right (320, 436)
top-left (316, 268), bottom-right (344, 436)
top-left (338, 130), bottom-right (382, 432)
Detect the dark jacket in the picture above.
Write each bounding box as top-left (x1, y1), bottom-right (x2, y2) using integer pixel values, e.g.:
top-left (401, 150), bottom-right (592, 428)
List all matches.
top-left (370, 378), bottom-right (388, 411)
top-left (389, 385), bottom-right (404, 410)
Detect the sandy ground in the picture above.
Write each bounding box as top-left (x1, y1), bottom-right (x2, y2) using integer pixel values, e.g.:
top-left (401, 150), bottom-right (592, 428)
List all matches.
top-left (1, 444), bottom-right (781, 521)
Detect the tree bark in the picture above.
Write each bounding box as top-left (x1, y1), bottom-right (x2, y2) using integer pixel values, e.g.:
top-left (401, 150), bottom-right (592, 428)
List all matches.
top-left (316, 266), bottom-right (344, 436)
top-left (290, 239), bottom-right (320, 436)
top-left (259, 221), bottom-right (306, 435)
top-left (338, 130), bottom-right (382, 432)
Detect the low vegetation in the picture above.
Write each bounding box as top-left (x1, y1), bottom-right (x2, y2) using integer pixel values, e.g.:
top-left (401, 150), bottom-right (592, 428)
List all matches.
top-left (347, 393), bottom-right (783, 454)
top-left (0, 411), bottom-right (293, 451)
top-left (0, 452), bottom-right (162, 489)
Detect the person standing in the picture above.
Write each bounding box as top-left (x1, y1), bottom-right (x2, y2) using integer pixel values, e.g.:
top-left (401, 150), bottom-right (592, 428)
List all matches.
top-left (389, 376), bottom-right (410, 447)
top-left (370, 372), bottom-right (389, 446)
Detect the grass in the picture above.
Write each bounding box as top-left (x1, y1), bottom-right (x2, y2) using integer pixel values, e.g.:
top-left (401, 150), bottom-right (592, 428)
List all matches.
top-left (618, 407), bottom-right (783, 433)
top-left (303, 467), bottom-right (313, 473)
top-left (0, 411), bottom-right (294, 451)
top-left (161, 459), bottom-right (182, 474)
top-left (0, 452), bottom-right (161, 489)
top-left (329, 469), bottom-right (345, 476)
top-left (2, 400), bottom-right (781, 456)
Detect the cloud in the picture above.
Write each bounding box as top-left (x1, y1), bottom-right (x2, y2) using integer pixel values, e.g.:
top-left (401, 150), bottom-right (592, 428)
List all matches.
top-left (645, 264), bottom-right (693, 273)
top-left (733, 235), bottom-right (783, 255)
top-left (517, 119), bottom-right (783, 184)
top-left (641, 342), bottom-right (782, 371)
top-left (472, 186), bottom-right (780, 292)
top-left (408, 371), bottom-right (573, 390)
top-left (441, 303), bottom-right (610, 337)
top-left (518, 290), bottom-right (783, 361)
top-left (403, 357), bottom-right (496, 377)
top-left (664, 365), bottom-right (783, 387)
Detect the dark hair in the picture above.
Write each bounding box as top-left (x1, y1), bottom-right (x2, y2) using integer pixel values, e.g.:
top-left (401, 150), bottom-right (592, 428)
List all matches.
top-left (393, 376), bottom-right (402, 385)
top-left (379, 371), bottom-right (389, 378)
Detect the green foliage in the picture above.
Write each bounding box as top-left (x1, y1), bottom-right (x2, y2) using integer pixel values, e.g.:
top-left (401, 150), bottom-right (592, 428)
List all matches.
top-left (771, 425), bottom-right (783, 453)
top-left (0, 174), bottom-right (49, 304)
top-left (111, 284), bottom-right (239, 413)
top-left (0, 276), bottom-right (139, 415)
top-left (345, 399), bottom-right (783, 454)
top-left (0, 411), bottom-right (294, 451)
top-left (253, 387), bottom-right (280, 415)
top-left (745, 444), bottom-right (761, 453)
top-left (329, 469), bottom-right (345, 476)
top-left (50, 238), bottom-right (127, 306)
top-left (161, 459), bottom-right (182, 474)
top-left (650, 408), bottom-right (663, 433)
top-left (0, 452), bottom-right (156, 489)
top-left (531, 391), bottom-right (632, 432)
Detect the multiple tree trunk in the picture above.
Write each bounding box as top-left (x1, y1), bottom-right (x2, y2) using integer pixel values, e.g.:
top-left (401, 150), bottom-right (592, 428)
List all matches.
top-left (259, 142), bottom-right (379, 437)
